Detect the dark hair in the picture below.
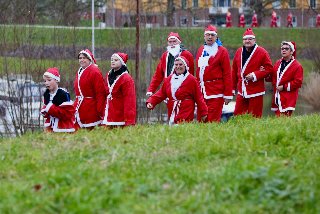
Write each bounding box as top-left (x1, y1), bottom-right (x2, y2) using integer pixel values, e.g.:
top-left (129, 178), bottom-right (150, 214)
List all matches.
top-left (78, 53), bottom-right (90, 60)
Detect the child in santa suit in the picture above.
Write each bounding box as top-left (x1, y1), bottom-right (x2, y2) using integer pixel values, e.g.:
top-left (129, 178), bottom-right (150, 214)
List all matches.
top-left (102, 53), bottom-right (136, 127)
top-left (41, 67), bottom-right (76, 133)
top-left (269, 41), bottom-right (303, 116)
top-left (146, 56), bottom-right (208, 125)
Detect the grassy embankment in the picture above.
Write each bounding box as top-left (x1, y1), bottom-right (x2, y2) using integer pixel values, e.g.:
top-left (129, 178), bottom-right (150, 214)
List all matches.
top-left (0, 114), bottom-right (319, 213)
top-left (0, 26), bottom-right (319, 79)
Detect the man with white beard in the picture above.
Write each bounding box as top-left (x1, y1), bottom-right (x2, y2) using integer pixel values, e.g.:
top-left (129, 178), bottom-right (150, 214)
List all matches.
top-left (146, 32), bottom-right (194, 97)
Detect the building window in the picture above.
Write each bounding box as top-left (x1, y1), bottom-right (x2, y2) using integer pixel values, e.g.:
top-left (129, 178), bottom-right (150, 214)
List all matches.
top-left (182, 0), bottom-right (187, 9)
top-left (180, 16), bottom-right (187, 26)
top-left (289, 0), bottom-right (296, 8)
top-left (272, 1), bottom-right (281, 9)
top-left (243, 0), bottom-right (250, 7)
top-left (193, 0), bottom-right (198, 8)
top-left (217, 0), bottom-right (231, 7)
top-left (292, 16), bottom-right (297, 27)
top-left (310, 0), bottom-right (316, 8)
top-left (192, 16), bottom-right (199, 26)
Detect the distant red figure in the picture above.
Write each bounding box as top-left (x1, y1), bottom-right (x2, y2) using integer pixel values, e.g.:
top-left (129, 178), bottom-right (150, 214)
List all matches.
top-left (251, 11), bottom-right (258, 27)
top-left (316, 14), bottom-right (320, 27)
top-left (287, 12), bottom-right (293, 27)
top-left (226, 11), bottom-right (232, 28)
top-left (239, 13), bottom-right (245, 28)
top-left (270, 10), bottom-right (278, 27)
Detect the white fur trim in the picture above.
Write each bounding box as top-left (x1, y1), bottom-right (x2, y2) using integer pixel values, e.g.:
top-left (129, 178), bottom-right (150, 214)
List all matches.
top-left (281, 41), bottom-right (295, 52)
top-left (103, 121), bottom-right (125, 126)
top-left (146, 92), bottom-right (153, 96)
top-left (168, 36), bottom-right (181, 43)
top-left (79, 50), bottom-right (93, 62)
top-left (238, 91), bottom-right (265, 98)
top-left (251, 72), bottom-right (257, 82)
top-left (53, 127), bottom-right (75, 133)
top-left (60, 101), bottom-right (74, 106)
top-left (204, 31), bottom-right (217, 35)
top-left (44, 103), bottom-right (53, 113)
top-left (204, 94), bottom-right (224, 99)
top-left (43, 72), bottom-right (60, 82)
top-left (287, 83), bottom-right (291, 91)
top-left (243, 35), bottom-right (255, 39)
top-left (271, 108), bottom-right (278, 111)
top-left (280, 107), bottom-right (295, 112)
top-left (175, 56), bottom-right (189, 71)
top-left (223, 96), bottom-right (233, 99)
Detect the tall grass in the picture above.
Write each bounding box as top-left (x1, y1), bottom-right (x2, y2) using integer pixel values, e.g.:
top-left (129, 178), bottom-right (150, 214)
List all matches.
top-left (0, 114), bottom-right (319, 213)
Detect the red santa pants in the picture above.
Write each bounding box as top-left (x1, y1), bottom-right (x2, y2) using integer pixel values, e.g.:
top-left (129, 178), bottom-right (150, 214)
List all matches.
top-left (234, 94), bottom-right (263, 118)
top-left (205, 97), bottom-right (224, 122)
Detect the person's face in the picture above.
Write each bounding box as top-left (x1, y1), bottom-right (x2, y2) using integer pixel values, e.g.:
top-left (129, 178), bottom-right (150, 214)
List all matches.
top-left (43, 76), bottom-right (58, 93)
top-left (243, 37), bottom-right (256, 48)
top-left (174, 59), bottom-right (186, 75)
top-left (78, 54), bottom-right (91, 69)
top-left (204, 33), bottom-right (217, 46)
top-left (111, 56), bottom-right (122, 70)
top-left (167, 38), bottom-right (180, 47)
top-left (281, 44), bottom-right (293, 59)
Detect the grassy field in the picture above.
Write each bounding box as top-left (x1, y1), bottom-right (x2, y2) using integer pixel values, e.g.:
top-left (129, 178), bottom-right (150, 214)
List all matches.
top-left (1, 25), bottom-right (320, 49)
top-left (0, 114), bottom-right (319, 213)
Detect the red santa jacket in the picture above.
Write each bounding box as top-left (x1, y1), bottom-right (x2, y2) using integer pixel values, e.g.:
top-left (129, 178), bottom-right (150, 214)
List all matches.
top-left (147, 72), bottom-right (208, 125)
top-left (102, 71), bottom-right (136, 126)
top-left (195, 45), bottom-right (233, 100)
top-left (232, 45), bottom-right (273, 98)
top-left (270, 58), bottom-right (303, 112)
top-left (41, 88), bottom-right (75, 133)
top-left (147, 49), bottom-right (194, 94)
top-left (74, 63), bottom-right (107, 128)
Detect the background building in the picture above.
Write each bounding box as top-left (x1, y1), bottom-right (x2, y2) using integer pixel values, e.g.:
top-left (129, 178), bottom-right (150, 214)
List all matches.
top-left (100, 0), bottom-right (320, 27)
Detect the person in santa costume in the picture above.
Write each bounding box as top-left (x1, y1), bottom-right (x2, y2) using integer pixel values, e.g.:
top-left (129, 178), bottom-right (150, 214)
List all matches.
top-left (239, 13), bottom-right (245, 28)
top-left (226, 11), bottom-right (232, 28)
top-left (316, 14), bottom-right (320, 27)
top-left (146, 32), bottom-right (194, 97)
top-left (41, 67), bottom-right (75, 133)
top-left (270, 10), bottom-right (278, 27)
top-left (102, 52), bottom-right (136, 127)
top-left (74, 49), bottom-right (107, 129)
top-left (287, 12), bottom-right (293, 28)
top-left (269, 41), bottom-right (303, 116)
top-left (195, 25), bottom-right (233, 122)
top-left (251, 11), bottom-right (258, 27)
top-left (232, 28), bottom-right (273, 118)
top-left (146, 56), bottom-right (207, 125)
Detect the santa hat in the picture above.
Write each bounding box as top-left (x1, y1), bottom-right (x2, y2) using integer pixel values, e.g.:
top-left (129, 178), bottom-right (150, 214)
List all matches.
top-left (175, 56), bottom-right (189, 71)
top-left (281, 41), bottom-right (296, 58)
top-left (167, 32), bottom-right (181, 43)
top-left (43, 67), bottom-right (60, 82)
top-left (78, 49), bottom-right (96, 64)
top-left (243, 28), bottom-right (255, 39)
top-left (204, 25), bottom-right (218, 36)
top-left (112, 52), bottom-right (128, 66)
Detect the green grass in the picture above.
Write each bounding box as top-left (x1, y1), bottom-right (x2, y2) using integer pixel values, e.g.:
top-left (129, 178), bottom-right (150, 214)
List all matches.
top-left (0, 114), bottom-right (319, 213)
top-left (1, 26), bottom-right (320, 49)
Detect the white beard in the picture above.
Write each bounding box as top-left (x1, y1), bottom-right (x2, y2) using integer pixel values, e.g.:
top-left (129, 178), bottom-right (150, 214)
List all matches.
top-left (204, 43), bottom-right (218, 57)
top-left (167, 44), bottom-right (181, 57)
